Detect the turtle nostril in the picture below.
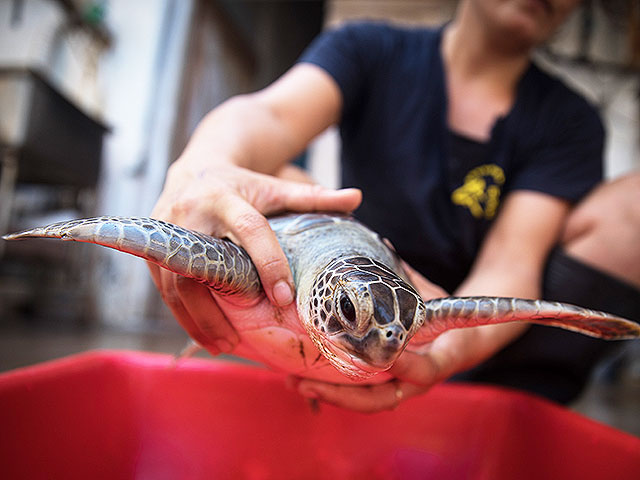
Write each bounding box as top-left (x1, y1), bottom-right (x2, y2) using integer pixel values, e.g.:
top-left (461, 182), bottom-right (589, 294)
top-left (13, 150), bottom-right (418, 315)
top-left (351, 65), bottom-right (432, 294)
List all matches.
top-left (384, 326), bottom-right (405, 343)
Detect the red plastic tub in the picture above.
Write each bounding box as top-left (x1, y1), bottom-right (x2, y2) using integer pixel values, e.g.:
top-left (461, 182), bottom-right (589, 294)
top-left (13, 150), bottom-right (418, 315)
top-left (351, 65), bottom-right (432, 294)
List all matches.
top-left (0, 350), bottom-right (638, 480)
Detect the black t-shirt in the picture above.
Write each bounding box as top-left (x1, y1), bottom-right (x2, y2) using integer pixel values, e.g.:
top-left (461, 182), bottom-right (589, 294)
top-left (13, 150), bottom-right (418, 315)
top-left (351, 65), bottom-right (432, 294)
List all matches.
top-left (300, 22), bottom-right (604, 293)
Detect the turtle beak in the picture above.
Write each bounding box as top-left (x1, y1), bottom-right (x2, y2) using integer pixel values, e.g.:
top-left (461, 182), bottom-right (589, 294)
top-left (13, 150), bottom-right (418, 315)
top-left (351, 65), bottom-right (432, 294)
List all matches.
top-left (337, 325), bottom-right (407, 372)
top-left (368, 325), bottom-right (407, 368)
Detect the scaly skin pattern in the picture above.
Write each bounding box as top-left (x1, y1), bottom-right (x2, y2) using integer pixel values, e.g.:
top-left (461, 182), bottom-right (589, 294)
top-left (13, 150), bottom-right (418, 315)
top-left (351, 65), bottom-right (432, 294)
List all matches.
top-left (4, 216), bottom-right (261, 302)
top-left (415, 297), bottom-right (640, 342)
top-left (302, 256), bottom-right (425, 378)
top-left (4, 213), bottom-right (640, 382)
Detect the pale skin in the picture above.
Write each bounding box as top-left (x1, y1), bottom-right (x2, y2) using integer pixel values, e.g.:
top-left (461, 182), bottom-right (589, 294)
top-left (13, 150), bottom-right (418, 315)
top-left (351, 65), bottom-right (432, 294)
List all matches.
top-left (151, 0), bottom-right (592, 411)
top-left (561, 172), bottom-right (640, 290)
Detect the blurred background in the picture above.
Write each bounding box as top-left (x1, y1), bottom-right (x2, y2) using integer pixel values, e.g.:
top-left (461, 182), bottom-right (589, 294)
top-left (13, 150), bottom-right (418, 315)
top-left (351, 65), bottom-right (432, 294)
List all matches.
top-left (0, 0), bottom-right (638, 435)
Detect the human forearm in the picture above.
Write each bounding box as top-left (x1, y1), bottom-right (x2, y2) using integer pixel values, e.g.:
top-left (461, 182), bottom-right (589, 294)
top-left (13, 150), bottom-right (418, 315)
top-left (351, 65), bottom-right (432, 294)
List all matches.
top-left (446, 191), bottom-right (571, 368)
top-left (454, 257), bottom-right (542, 299)
top-left (181, 95), bottom-right (304, 175)
top-left (180, 63), bottom-right (341, 175)
top-left (455, 191), bottom-right (569, 299)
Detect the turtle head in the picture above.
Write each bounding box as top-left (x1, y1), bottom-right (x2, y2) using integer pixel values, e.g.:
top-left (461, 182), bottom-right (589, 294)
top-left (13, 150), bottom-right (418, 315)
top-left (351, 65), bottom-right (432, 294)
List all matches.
top-left (304, 256), bottom-right (426, 379)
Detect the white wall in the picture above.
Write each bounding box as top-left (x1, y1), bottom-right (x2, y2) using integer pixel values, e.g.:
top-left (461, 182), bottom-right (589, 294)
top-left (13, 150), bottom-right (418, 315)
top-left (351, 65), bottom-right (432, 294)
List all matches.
top-left (94, 0), bottom-right (193, 328)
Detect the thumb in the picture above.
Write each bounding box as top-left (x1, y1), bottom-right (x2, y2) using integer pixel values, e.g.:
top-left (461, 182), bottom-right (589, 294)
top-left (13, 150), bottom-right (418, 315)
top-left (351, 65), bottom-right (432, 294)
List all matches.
top-left (389, 350), bottom-right (442, 386)
top-left (269, 179), bottom-right (362, 214)
top-left (401, 260), bottom-right (449, 300)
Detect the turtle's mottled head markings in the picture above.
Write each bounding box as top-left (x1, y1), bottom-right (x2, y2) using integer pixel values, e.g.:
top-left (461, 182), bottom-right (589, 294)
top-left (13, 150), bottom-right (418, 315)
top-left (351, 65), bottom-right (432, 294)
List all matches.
top-left (305, 256), bottom-right (426, 378)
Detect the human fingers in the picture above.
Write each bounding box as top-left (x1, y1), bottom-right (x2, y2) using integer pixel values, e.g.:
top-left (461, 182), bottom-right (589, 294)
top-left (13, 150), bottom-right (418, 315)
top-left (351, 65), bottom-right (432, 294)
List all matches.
top-left (154, 269), bottom-right (216, 351)
top-left (395, 324), bottom-right (527, 388)
top-left (147, 256), bottom-right (240, 354)
top-left (147, 261), bottom-right (211, 348)
top-left (235, 178), bottom-right (361, 307)
top-left (388, 349), bottom-right (447, 386)
top-left (256, 176), bottom-right (362, 214)
top-left (401, 260), bottom-right (448, 299)
top-left (173, 275), bottom-right (240, 354)
top-left (294, 378), bottom-right (426, 413)
top-left (147, 261), bottom-right (163, 292)
top-left (151, 165), bottom-right (361, 310)
top-left (216, 194), bottom-right (295, 307)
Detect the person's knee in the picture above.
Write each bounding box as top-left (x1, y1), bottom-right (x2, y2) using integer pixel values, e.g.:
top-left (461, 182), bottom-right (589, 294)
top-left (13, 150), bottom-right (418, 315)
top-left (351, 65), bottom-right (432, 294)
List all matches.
top-left (560, 171), bottom-right (640, 289)
top-left (563, 172), bottom-right (640, 239)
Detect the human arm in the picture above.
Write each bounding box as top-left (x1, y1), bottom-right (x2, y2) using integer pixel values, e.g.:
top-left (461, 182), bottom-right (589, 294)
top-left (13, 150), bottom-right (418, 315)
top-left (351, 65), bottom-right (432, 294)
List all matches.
top-left (149, 64), bottom-right (362, 353)
top-left (293, 191), bottom-right (570, 412)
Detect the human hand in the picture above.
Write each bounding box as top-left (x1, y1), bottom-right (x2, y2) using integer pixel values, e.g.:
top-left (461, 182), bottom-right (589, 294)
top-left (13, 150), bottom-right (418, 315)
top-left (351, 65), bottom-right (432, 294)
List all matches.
top-left (290, 264), bottom-right (526, 413)
top-left (149, 157), bottom-right (361, 355)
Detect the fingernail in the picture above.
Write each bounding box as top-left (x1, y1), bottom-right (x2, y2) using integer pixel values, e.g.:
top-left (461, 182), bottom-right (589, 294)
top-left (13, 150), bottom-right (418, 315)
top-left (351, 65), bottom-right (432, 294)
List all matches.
top-left (215, 339), bottom-right (233, 353)
top-left (272, 280), bottom-right (294, 307)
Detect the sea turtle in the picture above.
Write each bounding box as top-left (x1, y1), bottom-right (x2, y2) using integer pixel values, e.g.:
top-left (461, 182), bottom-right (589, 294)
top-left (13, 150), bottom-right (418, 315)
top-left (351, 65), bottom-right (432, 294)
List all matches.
top-left (4, 214), bottom-right (639, 383)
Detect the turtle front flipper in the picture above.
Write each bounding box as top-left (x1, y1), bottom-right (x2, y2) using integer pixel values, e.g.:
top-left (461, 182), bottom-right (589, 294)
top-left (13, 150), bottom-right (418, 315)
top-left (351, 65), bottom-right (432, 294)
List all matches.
top-left (412, 296), bottom-right (640, 343)
top-left (2, 216), bottom-right (262, 300)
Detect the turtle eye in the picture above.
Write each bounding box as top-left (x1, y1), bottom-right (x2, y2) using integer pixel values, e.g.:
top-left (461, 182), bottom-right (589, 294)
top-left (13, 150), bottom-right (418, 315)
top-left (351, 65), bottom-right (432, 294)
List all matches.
top-left (339, 294), bottom-right (356, 324)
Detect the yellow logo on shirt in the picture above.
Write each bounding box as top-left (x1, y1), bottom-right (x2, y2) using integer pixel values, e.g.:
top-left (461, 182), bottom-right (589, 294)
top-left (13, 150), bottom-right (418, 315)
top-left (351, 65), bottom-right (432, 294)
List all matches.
top-left (451, 164), bottom-right (505, 219)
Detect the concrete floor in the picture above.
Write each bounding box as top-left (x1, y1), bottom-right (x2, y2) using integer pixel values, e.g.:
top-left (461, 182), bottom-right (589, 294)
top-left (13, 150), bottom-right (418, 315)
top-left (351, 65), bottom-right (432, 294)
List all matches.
top-left (0, 322), bottom-right (638, 438)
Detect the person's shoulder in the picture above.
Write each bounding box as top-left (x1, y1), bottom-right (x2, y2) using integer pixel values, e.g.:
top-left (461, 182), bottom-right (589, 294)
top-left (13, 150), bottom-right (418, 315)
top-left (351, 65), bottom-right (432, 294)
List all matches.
top-left (330, 20), bottom-right (439, 35)
top-left (523, 62), bottom-right (603, 137)
top-left (527, 62), bottom-right (601, 119)
top-left (324, 20), bottom-right (441, 49)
